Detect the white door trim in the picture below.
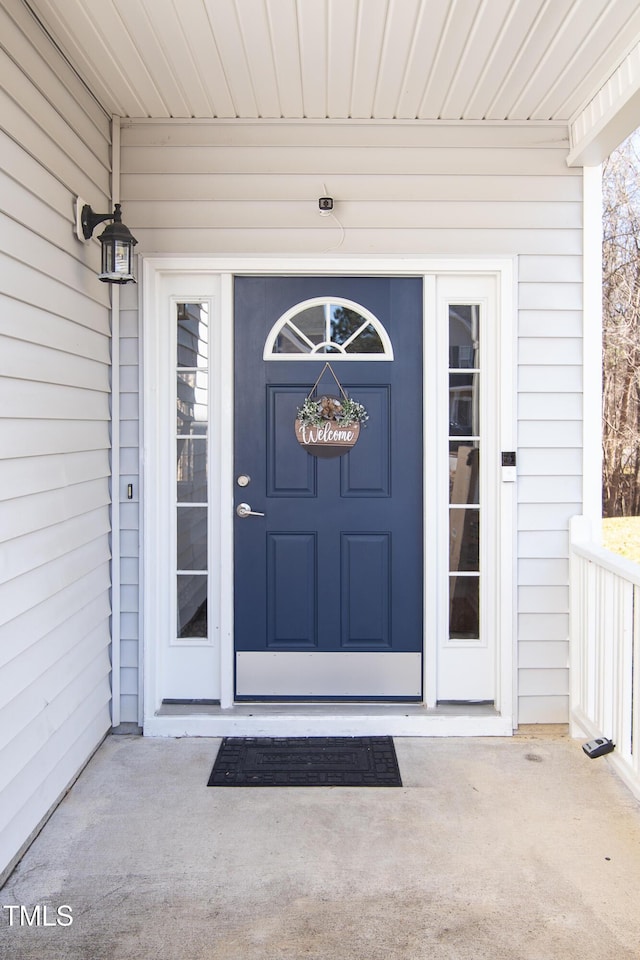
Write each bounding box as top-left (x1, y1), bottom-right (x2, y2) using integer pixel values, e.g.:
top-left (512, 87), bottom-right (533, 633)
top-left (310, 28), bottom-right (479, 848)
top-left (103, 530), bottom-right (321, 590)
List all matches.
top-left (141, 255), bottom-right (516, 734)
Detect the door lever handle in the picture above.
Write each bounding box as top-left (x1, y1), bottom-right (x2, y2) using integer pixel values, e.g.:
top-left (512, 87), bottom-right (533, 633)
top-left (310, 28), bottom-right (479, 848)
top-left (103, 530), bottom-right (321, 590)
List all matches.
top-left (236, 502), bottom-right (265, 518)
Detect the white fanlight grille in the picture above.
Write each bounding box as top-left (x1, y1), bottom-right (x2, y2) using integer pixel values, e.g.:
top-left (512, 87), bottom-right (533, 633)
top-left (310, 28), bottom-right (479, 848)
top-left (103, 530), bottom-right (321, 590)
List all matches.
top-left (263, 297), bottom-right (393, 361)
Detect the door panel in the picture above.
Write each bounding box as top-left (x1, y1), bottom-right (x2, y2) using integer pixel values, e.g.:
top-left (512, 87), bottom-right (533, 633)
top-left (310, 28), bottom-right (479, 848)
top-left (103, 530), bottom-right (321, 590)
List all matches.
top-left (234, 275), bottom-right (423, 700)
top-left (266, 387), bottom-right (316, 496)
top-left (266, 532), bottom-right (317, 647)
top-left (340, 387), bottom-right (390, 496)
top-left (341, 533), bottom-right (391, 647)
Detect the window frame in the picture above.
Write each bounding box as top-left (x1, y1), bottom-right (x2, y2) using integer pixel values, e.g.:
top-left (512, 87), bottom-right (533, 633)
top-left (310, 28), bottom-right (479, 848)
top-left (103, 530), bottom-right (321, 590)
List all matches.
top-left (262, 296), bottom-right (394, 360)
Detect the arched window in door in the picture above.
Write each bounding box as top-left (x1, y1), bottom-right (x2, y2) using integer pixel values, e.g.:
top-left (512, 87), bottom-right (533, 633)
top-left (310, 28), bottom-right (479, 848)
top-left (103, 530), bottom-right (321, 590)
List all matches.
top-left (263, 297), bottom-right (394, 360)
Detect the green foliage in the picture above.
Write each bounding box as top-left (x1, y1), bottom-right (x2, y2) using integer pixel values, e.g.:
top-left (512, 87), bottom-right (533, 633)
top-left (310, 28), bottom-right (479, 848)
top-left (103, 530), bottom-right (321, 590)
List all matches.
top-left (331, 307), bottom-right (382, 353)
top-left (297, 394), bottom-right (369, 427)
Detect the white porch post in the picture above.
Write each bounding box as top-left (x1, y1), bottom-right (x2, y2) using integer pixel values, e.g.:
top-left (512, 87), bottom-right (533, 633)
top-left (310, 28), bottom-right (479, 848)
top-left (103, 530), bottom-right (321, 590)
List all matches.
top-left (581, 165), bottom-right (603, 536)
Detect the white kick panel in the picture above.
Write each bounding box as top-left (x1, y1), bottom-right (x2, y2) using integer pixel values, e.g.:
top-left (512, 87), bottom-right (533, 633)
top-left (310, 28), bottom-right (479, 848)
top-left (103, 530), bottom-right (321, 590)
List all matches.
top-left (236, 652), bottom-right (422, 698)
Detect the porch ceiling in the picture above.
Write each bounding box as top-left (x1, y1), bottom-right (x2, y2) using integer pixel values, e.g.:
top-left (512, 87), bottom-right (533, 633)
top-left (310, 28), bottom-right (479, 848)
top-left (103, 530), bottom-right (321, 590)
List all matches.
top-left (24, 0), bottom-right (640, 126)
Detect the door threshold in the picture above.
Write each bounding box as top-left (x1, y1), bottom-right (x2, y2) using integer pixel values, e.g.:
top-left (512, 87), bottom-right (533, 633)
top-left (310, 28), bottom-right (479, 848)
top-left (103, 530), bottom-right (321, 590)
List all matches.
top-left (145, 702), bottom-right (512, 737)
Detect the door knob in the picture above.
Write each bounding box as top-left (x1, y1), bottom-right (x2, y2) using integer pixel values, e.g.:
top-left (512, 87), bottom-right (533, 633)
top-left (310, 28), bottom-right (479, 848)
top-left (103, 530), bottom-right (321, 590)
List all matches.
top-left (236, 502), bottom-right (265, 518)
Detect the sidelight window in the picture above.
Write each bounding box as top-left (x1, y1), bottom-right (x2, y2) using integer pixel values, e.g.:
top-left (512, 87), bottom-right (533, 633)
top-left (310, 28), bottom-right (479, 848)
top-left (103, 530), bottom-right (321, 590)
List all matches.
top-left (175, 302), bottom-right (209, 640)
top-left (448, 304), bottom-right (480, 641)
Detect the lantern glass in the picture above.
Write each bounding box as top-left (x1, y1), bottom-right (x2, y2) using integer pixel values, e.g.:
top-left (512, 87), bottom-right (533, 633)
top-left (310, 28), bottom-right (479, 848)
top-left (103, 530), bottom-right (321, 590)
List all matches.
top-left (99, 237), bottom-right (135, 284)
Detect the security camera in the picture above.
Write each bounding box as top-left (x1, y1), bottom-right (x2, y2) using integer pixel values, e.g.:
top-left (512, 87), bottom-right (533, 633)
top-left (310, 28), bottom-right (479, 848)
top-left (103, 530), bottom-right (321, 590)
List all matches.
top-left (318, 197), bottom-right (334, 215)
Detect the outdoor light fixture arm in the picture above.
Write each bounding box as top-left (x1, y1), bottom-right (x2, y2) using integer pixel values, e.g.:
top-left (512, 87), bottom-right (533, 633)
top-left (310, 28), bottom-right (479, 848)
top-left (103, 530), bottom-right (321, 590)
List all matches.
top-left (80, 202), bottom-right (124, 240)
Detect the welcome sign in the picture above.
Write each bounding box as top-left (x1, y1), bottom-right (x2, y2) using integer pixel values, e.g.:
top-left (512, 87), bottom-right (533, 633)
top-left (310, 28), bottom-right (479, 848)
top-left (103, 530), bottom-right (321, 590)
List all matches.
top-left (295, 418), bottom-right (360, 458)
top-left (295, 363), bottom-right (367, 459)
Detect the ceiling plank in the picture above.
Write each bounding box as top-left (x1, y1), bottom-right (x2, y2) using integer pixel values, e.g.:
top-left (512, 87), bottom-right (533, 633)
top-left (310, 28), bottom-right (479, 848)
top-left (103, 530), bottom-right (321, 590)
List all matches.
top-left (202, 0), bottom-right (258, 117)
top-left (94, 0), bottom-right (188, 117)
top-left (394, 0), bottom-right (450, 119)
top-left (266, 0), bottom-right (304, 118)
top-left (106, 0), bottom-right (191, 116)
top-left (350, 0), bottom-right (389, 119)
top-left (24, 0), bottom-right (640, 129)
top-left (463, 0), bottom-right (546, 120)
top-left (234, 0), bottom-right (282, 118)
top-left (440, 0), bottom-right (514, 120)
top-left (510, 0), bottom-right (611, 120)
top-left (31, 0), bottom-right (150, 116)
top-left (172, 0), bottom-right (237, 117)
top-left (327, 0), bottom-right (358, 119)
top-left (297, 0), bottom-right (328, 117)
top-left (372, 0), bottom-right (422, 119)
top-left (536, 0), bottom-right (640, 119)
top-left (138, 0), bottom-right (211, 117)
top-left (486, 0), bottom-right (577, 120)
top-left (418, 0), bottom-right (481, 119)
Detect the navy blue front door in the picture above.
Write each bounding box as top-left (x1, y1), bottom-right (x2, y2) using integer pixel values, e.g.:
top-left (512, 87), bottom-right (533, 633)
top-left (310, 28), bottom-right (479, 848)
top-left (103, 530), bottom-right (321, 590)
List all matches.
top-left (234, 276), bottom-right (423, 700)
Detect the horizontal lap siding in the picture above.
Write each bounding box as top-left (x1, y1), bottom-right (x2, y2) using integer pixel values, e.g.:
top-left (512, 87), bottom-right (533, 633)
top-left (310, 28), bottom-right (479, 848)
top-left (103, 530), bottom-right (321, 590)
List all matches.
top-left (118, 284), bottom-right (140, 724)
top-left (121, 119), bottom-right (581, 725)
top-left (0, 1), bottom-right (112, 882)
top-left (517, 246), bottom-right (581, 724)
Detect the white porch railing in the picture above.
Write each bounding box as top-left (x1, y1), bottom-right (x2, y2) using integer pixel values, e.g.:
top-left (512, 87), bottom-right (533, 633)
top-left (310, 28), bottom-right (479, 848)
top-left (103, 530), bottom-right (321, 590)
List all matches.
top-left (570, 516), bottom-right (640, 800)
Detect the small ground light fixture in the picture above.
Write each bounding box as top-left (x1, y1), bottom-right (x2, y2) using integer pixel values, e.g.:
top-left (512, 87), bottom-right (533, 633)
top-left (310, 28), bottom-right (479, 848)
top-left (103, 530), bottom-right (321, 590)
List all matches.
top-left (582, 737), bottom-right (615, 758)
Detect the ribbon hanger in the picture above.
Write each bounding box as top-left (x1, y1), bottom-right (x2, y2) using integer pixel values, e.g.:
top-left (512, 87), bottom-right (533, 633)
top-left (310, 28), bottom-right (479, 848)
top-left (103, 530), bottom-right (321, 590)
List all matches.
top-left (306, 361), bottom-right (349, 402)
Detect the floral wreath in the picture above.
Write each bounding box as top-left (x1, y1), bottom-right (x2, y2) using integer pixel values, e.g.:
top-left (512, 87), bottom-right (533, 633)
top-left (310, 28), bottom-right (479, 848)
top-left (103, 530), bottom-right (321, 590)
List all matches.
top-left (297, 393), bottom-right (368, 428)
top-left (295, 363), bottom-right (368, 428)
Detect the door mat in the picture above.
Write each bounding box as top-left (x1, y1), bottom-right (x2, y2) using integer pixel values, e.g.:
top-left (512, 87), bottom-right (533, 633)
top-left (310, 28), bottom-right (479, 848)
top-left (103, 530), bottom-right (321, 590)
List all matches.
top-left (207, 736), bottom-right (402, 787)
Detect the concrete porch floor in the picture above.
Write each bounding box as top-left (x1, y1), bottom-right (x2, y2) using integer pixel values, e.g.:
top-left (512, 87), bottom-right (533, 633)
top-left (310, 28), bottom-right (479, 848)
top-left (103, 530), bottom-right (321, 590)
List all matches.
top-left (2, 730), bottom-right (640, 960)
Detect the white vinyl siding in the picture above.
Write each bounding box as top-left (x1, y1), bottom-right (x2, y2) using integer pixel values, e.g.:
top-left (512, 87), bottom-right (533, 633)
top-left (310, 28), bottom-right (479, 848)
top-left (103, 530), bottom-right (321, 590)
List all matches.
top-left (119, 119), bottom-right (581, 725)
top-left (118, 283), bottom-right (140, 724)
top-left (0, 2), bottom-right (112, 881)
top-left (517, 246), bottom-right (582, 724)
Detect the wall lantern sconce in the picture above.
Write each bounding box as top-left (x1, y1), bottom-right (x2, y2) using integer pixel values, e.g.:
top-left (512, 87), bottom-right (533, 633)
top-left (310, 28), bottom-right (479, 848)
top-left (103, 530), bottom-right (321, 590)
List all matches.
top-left (74, 198), bottom-right (137, 284)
